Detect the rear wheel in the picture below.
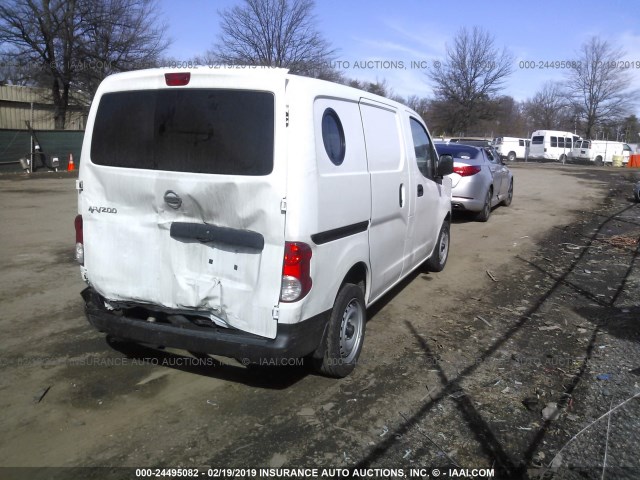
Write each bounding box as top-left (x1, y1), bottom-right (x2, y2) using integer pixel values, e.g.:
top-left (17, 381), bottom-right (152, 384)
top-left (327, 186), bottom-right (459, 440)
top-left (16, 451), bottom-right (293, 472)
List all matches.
top-left (425, 221), bottom-right (450, 272)
top-left (314, 283), bottom-right (366, 378)
top-left (559, 154), bottom-right (567, 164)
top-left (502, 179), bottom-right (513, 206)
top-left (475, 188), bottom-right (492, 222)
top-left (507, 151), bottom-right (516, 162)
top-left (595, 156), bottom-right (604, 167)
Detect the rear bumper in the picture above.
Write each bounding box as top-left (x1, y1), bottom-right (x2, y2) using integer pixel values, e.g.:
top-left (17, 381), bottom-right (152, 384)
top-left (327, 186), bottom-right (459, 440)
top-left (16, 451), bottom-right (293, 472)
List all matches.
top-left (451, 197), bottom-right (484, 211)
top-left (451, 176), bottom-right (487, 212)
top-left (82, 288), bottom-right (328, 362)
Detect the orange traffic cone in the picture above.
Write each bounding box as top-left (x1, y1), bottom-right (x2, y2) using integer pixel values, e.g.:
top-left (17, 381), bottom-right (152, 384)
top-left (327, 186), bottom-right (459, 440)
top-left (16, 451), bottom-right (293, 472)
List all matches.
top-left (67, 153), bottom-right (75, 171)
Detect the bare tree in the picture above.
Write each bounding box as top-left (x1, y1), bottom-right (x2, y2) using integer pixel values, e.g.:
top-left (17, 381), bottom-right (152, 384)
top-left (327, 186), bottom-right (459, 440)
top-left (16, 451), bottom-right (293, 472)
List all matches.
top-left (620, 114), bottom-right (640, 144)
top-left (213, 0), bottom-right (336, 77)
top-left (427, 26), bottom-right (514, 134)
top-left (0, 0), bottom-right (168, 129)
top-left (567, 36), bottom-right (636, 139)
top-left (0, 53), bottom-right (46, 86)
top-left (523, 81), bottom-right (571, 130)
top-left (405, 94), bottom-right (430, 119)
top-left (77, 0), bottom-right (169, 96)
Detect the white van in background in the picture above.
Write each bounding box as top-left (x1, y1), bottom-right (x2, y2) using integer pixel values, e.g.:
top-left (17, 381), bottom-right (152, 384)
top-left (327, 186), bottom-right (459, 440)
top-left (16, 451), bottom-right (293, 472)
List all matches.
top-left (493, 136), bottom-right (529, 161)
top-left (75, 67), bottom-right (454, 378)
top-left (571, 140), bottom-right (632, 166)
top-left (528, 130), bottom-right (580, 163)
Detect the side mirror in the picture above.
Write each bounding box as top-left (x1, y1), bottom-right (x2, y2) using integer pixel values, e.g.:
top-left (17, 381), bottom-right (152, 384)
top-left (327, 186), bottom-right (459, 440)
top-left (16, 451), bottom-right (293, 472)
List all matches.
top-left (437, 155), bottom-right (454, 177)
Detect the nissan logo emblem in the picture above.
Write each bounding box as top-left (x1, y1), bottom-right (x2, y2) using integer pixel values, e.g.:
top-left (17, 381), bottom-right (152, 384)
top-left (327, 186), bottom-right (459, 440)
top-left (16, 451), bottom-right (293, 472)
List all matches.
top-left (164, 190), bottom-right (182, 209)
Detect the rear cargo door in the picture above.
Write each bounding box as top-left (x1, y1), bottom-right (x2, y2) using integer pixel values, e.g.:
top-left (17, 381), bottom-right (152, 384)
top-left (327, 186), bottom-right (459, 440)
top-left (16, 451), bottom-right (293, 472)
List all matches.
top-left (80, 74), bottom-right (287, 339)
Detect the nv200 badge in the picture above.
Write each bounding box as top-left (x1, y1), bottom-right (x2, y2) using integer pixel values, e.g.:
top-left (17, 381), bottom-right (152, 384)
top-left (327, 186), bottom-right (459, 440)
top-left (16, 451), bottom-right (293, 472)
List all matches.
top-left (88, 206), bottom-right (117, 214)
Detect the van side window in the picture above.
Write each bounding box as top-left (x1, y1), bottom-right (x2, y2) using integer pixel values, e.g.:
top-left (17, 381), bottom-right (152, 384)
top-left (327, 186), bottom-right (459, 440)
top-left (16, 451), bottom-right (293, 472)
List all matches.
top-left (551, 136), bottom-right (558, 147)
top-left (557, 137), bottom-right (565, 148)
top-left (409, 118), bottom-right (435, 179)
top-left (322, 108), bottom-right (346, 165)
top-left (519, 139), bottom-right (525, 147)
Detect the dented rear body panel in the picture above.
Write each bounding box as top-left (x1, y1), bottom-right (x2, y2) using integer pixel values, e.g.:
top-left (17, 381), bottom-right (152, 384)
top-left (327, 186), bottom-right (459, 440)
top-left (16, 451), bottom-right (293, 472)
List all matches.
top-left (79, 69), bottom-right (288, 339)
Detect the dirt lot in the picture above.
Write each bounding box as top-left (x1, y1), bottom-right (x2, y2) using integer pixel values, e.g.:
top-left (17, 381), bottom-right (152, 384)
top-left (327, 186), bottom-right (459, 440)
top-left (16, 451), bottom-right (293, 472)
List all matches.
top-left (0, 164), bottom-right (639, 480)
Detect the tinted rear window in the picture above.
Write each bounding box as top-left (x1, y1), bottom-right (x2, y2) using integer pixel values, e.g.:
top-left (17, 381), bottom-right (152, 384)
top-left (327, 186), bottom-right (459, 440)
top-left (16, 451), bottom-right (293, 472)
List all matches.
top-left (91, 89), bottom-right (274, 175)
top-left (532, 136), bottom-right (544, 144)
top-left (435, 146), bottom-right (479, 160)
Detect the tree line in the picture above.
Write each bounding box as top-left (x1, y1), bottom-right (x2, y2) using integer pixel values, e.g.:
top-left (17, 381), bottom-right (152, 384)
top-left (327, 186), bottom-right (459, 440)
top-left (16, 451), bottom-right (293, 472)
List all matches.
top-left (1, 0), bottom-right (637, 143)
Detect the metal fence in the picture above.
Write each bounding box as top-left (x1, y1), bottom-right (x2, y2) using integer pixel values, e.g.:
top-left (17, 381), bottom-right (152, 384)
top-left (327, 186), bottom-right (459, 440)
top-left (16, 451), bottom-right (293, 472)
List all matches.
top-left (0, 129), bottom-right (84, 172)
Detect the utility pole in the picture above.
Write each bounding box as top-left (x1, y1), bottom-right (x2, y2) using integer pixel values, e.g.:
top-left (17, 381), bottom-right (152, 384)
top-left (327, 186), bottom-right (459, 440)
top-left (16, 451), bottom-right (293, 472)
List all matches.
top-left (29, 102), bottom-right (34, 173)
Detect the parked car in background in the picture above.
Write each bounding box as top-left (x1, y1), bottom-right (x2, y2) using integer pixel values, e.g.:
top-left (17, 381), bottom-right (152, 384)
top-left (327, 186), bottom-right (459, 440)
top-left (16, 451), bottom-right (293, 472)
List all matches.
top-left (449, 137), bottom-right (492, 148)
top-left (493, 136), bottom-right (529, 161)
top-left (528, 130), bottom-right (580, 163)
top-left (571, 140), bottom-right (632, 166)
top-left (435, 143), bottom-right (513, 222)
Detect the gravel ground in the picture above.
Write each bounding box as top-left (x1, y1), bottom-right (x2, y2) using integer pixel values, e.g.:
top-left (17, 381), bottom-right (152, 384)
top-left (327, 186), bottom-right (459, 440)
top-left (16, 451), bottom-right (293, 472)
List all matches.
top-left (0, 165), bottom-right (639, 480)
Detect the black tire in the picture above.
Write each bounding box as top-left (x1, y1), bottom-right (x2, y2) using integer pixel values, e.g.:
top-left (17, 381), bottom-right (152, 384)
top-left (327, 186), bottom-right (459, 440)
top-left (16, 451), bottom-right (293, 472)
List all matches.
top-left (314, 284), bottom-right (366, 378)
top-left (559, 154), bottom-right (567, 164)
top-left (507, 151), bottom-right (516, 162)
top-left (425, 221), bottom-right (450, 272)
top-left (595, 156), bottom-right (604, 167)
top-left (475, 188), bottom-right (492, 222)
top-left (502, 179), bottom-right (513, 207)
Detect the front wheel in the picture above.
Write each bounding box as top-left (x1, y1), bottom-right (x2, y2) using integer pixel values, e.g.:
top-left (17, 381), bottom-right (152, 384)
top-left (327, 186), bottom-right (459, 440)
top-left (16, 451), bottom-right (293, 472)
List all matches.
top-left (507, 151), bottom-right (516, 162)
top-left (425, 221), bottom-right (450, 272)
top-left (314, 284), bottom-right (366, 378)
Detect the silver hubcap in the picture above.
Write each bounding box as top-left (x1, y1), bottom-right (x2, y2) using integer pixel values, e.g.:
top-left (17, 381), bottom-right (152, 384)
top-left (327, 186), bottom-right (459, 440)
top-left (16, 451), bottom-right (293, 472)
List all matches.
top-left (439, 230), bottom-right (449, 263)
top-left (340, 299), bottom-right (364, 361)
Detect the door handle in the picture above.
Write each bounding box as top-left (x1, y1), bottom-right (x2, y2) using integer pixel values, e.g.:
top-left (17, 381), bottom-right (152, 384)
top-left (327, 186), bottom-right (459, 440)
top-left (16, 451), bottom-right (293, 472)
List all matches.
top-left (399, 183), bottom-right (405, 207)
top-left (417, 184), bottom-right (424, 197)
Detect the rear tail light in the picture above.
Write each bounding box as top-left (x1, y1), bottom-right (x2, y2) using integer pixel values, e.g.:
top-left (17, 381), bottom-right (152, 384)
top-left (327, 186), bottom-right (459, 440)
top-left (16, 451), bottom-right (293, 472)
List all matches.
top-left (165, 72), bottom-right (191, 86)
top-left (453, 164), bottom-right (481, 176)
top-left (74, 214), bottom-right (84, 265)
top-left (280, 242), bottom-right (312, 302)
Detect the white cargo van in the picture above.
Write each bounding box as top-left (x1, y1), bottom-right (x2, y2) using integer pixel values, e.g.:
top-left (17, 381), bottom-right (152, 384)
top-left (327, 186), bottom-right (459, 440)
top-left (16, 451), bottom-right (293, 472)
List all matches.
top-left (74, 67), bottom-right (453, 377)
top-left (493, 136), bottom-right (529, 161)
top-left (571, 140), bottom-right (632, 166)
top-left (528, 130), bottom-right (580, 163)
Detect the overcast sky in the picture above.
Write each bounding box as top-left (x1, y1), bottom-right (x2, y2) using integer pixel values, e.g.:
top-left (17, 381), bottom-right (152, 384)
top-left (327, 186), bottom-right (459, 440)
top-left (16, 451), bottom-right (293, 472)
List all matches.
top-left (159, 0), bottom-right (640, 108)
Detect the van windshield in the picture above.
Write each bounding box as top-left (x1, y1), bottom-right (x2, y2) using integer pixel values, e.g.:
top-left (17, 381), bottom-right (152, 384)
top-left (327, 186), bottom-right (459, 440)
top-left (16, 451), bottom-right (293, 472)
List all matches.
top-left (91, 89), bottom-right (274, 175)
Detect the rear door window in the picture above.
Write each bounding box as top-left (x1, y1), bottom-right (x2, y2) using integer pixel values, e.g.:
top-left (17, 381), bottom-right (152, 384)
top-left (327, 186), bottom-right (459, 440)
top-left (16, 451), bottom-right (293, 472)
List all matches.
top-left (532, 136), bottom-right (543, 145)
top-left (91, 89), bottom-right (275, 175)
